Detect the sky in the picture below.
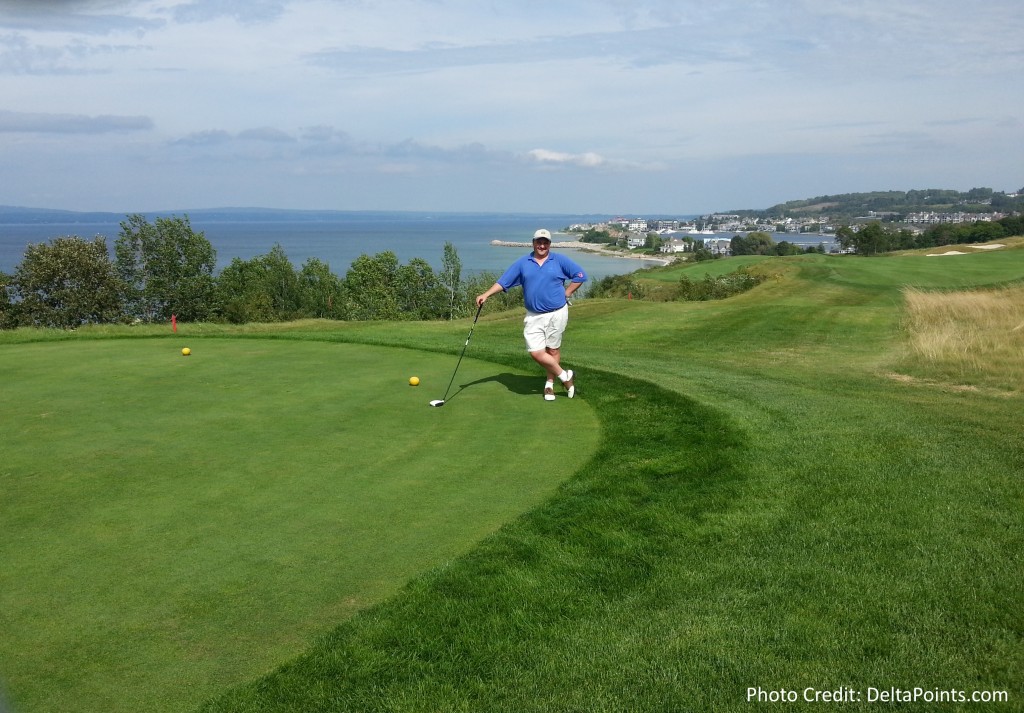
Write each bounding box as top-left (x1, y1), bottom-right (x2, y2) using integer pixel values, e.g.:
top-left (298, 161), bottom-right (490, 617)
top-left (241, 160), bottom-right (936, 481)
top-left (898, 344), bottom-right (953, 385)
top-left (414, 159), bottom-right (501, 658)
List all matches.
top-left (0, 0), bottom-right (1021, 215)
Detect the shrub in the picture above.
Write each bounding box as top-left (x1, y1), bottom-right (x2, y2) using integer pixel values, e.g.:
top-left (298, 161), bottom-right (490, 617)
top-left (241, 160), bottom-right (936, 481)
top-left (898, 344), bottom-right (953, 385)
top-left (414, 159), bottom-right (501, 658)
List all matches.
top-left (677, 268), bottom-right (766, 301)
top-left (585, 274), bottom-right (646, 299)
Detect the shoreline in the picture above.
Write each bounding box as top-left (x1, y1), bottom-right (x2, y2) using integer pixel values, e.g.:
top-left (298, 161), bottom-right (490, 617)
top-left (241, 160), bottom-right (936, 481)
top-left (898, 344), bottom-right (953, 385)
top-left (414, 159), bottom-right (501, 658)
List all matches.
top-left (490, 239), bottom-right (674, 266)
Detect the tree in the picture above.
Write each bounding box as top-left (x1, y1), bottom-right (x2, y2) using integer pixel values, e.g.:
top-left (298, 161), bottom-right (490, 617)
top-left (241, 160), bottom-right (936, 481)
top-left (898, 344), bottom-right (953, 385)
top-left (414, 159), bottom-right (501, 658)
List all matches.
top-left (216, 256), bottom-right (276, 323)
top-left (692, 245), bottom-right (716, 262)
top-left (835, 226), bottom-right (857, 252)
top-left (297, 258), bottom-right (344, 319)
top-left (255, 244), bottom-right (302, 319)
top-left (0, 271), bottom-right (13, 329)
top-left (578, 227), bottom-right (617, 244)
top-left (7, 236), bottom-right (125, 328)
top-left (440, 241), bottom-right (465, 320)
top-left (339, 252), bottom-right (460, 321)
top-left (852, 222), bottom-right (888, 255)
top-left (998, 215), bottom-right (1024, 236)
top-left (731, 231), bottom-right (775, 256)
top-left (964, 221), bottom-right (1006, 245)
top-left (214, 245), bottom-right (311, 323)
top-left (396, 257), bottom-right (448, 320)
top-left (341, 252), bottom-right (402, 320)
top-left (964, 187), bottom-right (994, 202)
top-left (115, 214), bottom-right (217, 322)
top-left (836, 222), bottom-right (898, 255)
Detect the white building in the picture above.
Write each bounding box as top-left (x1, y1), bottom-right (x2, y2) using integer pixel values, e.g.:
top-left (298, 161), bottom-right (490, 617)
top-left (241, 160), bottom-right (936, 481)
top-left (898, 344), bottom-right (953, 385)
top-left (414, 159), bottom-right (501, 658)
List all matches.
top-left (661, 239), bottom-right (690, 254)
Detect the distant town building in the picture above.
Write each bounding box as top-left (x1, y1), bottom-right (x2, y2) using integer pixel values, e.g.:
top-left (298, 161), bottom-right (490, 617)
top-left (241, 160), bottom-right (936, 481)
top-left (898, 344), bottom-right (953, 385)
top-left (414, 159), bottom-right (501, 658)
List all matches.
top-left (905, 211), bottom-right (999, 224)
top-left (705, 238), bottom-right (732, 255)
top-left (661, 239), bottom-right (691, 253)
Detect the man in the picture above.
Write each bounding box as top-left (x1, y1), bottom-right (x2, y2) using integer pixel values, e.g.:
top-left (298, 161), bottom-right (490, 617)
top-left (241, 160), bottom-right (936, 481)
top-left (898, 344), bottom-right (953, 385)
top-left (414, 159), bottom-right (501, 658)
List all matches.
top-left (476, 229), bottom-right (587, 401)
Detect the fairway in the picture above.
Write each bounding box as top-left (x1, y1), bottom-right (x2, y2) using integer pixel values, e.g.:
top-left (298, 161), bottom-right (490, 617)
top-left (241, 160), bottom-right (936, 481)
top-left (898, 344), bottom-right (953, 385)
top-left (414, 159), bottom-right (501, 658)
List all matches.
top-left (0, 338), bottom-right (600, 713)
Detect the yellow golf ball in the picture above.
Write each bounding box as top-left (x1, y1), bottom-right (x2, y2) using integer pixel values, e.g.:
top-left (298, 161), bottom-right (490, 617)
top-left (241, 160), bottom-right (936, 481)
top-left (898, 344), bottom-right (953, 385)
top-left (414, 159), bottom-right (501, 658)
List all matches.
top-left (409, 376), bottom-right (420, 386)
top-left (182, 347), bottom-right (191, 356)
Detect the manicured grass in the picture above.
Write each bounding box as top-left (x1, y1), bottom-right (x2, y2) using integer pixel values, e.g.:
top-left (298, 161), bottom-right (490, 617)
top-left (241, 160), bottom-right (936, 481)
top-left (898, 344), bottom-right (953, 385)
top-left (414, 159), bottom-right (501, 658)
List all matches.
top-left (200, 249), bottom-right (1021, 712)
top-left (0, 337), bottom-right (599, 712)
top-left (3, 245), bottom-right (1022, 712)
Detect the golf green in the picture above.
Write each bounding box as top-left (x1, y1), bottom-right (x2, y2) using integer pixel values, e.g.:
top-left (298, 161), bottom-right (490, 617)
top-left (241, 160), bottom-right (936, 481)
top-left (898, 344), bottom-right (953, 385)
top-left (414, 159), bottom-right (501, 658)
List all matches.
top-left (0, 337), bottom-right (600, 713)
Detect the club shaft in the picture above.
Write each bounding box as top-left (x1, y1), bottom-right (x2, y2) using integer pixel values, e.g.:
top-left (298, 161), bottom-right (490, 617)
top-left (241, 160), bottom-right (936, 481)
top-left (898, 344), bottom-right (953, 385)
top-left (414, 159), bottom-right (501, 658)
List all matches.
top-left (439, 304), bottom-right (482, 402)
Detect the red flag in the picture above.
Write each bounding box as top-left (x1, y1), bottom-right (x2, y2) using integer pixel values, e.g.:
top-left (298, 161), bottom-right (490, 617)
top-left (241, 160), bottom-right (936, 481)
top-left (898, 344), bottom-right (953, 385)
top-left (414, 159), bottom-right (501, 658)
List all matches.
top-left (171, 314), bottom-right (177, 332)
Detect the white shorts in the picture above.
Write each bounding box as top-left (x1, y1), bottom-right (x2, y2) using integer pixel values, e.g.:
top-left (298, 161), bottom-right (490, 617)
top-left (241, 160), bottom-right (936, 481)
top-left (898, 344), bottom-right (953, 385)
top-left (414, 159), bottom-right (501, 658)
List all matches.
top-left (523, 304), bottom-right (569, 352)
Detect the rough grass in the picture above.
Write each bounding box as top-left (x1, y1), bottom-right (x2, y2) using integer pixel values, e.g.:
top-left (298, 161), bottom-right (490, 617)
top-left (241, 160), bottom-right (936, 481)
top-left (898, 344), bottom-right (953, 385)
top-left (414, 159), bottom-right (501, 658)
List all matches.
top-left (901, 284), bottom-right (1024, 393)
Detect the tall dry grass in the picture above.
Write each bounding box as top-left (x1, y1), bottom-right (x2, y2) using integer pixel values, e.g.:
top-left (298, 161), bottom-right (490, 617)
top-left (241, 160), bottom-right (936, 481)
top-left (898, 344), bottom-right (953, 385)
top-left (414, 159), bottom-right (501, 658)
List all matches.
top-left (902, 284), bottom-right (1024, 392)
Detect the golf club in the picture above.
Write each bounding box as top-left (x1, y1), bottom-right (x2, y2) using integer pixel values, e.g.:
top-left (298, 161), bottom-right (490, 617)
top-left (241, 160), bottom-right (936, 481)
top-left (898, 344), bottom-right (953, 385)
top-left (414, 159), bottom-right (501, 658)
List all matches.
top-left (429, 303), bottom-right (483, 407)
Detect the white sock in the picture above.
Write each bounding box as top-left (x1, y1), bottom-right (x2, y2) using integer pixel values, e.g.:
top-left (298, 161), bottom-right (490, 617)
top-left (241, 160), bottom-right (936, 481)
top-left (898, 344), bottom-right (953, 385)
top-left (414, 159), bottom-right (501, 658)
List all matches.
top-left (545, 379), bottom-right (554, 388)
top-left (557, 370), bottom-right (569, 382)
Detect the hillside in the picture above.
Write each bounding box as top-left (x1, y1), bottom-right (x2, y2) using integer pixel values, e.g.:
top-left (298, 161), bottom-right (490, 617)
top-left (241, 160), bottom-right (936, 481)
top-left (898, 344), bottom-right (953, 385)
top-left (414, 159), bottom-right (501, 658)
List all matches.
top-left (730, 187), bottom-right (1024, 220)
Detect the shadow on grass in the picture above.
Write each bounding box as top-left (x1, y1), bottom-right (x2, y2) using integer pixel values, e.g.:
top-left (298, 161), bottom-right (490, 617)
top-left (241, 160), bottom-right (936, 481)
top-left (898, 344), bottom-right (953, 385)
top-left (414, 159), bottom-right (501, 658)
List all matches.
top-left (455, 372), bottom-right (542, 399)
top-left (200, 366), bottom-right (749, 712)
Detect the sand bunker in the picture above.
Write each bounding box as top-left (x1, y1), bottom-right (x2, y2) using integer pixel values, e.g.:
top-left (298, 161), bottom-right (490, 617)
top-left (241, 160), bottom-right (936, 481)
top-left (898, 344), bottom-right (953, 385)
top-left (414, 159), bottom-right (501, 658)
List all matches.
top-left (926, 243), bottom-right (1005, 256)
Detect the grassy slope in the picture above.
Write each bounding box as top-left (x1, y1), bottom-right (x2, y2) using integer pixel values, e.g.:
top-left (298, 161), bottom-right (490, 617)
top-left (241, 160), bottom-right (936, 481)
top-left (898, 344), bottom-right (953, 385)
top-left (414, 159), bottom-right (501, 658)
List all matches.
top-left (195, 249), bottom-right (1022, 711)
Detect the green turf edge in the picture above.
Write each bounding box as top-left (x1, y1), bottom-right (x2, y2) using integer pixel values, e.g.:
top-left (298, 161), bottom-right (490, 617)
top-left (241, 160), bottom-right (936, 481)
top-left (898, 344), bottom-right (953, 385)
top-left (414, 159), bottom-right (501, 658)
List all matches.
top-left (195, 364), bottom-right (748, 712)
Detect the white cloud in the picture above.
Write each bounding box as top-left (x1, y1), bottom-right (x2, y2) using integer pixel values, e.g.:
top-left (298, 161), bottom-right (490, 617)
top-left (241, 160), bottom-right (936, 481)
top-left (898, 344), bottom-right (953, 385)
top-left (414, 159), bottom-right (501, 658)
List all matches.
top-left (527, 149), bottom-right (606, 168)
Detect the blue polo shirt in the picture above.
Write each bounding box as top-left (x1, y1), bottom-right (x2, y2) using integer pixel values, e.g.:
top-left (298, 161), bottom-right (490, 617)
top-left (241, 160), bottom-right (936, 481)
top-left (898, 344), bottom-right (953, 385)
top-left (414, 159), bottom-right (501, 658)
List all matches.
top-left (497, 251), bottom-right (587, 313)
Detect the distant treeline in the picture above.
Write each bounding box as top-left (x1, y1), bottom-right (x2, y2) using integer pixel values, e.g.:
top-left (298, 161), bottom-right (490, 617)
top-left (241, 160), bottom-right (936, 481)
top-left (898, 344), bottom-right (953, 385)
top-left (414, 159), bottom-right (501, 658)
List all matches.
top-left (0, 214), bottom-right (522, 330)
top-left (734, 187), bottom-right (1024, 220)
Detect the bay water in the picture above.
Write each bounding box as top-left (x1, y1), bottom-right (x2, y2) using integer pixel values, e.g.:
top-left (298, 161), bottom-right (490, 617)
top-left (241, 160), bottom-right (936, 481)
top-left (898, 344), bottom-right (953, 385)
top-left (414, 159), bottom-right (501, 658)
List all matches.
top-left (0, 211), bottom-right (667, 282)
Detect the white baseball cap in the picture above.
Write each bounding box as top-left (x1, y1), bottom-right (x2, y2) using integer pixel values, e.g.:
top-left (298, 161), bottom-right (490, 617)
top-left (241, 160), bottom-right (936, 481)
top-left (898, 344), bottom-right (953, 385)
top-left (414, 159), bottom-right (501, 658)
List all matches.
top-left (533, 229), bottom-right (551, 240)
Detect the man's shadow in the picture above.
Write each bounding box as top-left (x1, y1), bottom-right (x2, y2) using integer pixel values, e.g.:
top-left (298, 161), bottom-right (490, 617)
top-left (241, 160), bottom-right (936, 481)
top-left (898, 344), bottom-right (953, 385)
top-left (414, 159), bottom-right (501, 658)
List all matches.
top-left (445, 372), bottom-right (540, 403)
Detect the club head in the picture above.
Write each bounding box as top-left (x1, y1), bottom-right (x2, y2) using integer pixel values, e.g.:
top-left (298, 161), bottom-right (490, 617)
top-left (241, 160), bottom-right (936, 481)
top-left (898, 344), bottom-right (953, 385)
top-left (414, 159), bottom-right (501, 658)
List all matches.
top-left (428, 400), bottom-right (445, 407)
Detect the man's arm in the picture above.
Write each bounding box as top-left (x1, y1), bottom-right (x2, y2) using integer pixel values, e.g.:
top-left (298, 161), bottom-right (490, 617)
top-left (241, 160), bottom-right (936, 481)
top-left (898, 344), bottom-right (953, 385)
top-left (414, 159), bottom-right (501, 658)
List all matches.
top-left (560, 255), bottom-right (587, 301)
top-left (475, 282), bottom-right (504, 307)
